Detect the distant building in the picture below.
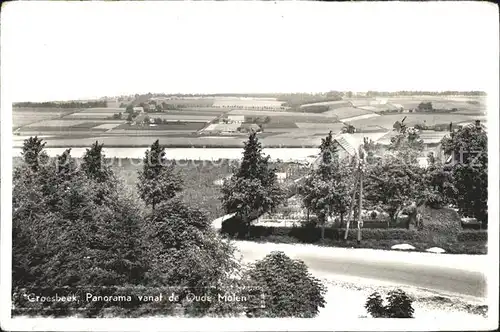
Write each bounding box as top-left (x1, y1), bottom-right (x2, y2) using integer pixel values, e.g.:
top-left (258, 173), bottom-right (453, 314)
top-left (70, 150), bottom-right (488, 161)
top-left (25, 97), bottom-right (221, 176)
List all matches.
top-left (227, 115), bottom-right (245, 123)
top-left (133, 106), bottom-right (144, 113)
top-left (216, 123), bottom-right (240, 133)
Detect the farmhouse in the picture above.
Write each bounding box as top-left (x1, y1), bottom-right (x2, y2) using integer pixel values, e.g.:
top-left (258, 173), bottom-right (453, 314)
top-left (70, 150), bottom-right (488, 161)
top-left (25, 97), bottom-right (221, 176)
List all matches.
top-left (310, 129), bottom-right (454, 169)
top-left (377, 130), bottom-right (451, 165)
top-left (227, 115), bottom-right (245, 123)
top-left (458, 120), bottom-right (487, 132)
top-left (215, 123), bottom-right (240, 134)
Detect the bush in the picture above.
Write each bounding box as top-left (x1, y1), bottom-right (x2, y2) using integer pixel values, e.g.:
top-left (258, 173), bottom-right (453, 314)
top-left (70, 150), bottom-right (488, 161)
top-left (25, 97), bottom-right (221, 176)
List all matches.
top-left (365, 289), bottom-right (414, 318)
top-left (223, 224), bottom-right (419, 242)
top-left (457, 231), bottom-right (488, 242)
top-left (243, 251), bottom-right (326, 318)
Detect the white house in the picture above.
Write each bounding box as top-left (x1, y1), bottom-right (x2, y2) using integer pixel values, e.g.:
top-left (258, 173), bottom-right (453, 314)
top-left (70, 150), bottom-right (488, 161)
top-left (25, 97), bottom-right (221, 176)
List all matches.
top-left (227, 115), bottom-right (245, 124)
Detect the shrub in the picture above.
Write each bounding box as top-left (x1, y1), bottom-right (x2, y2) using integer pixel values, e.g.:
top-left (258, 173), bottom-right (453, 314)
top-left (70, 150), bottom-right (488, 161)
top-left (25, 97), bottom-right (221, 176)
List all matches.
top-left (223, 224), bottom-right (419, 242)
top-left (457, 231), bottom-right (488, 242)
top-left (365, 292), bottom-right (385, 318)
top-left (365, 289), bottom-right (414, 318)
top-left (243, 251), bottom-right (326, 318)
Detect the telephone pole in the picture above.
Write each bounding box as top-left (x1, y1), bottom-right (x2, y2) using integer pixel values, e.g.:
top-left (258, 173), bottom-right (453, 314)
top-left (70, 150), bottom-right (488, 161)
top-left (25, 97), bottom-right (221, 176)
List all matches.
top-left (344, 145), bottom-right (365, 242)
top-left (357, 160), bottom-right (363, 244)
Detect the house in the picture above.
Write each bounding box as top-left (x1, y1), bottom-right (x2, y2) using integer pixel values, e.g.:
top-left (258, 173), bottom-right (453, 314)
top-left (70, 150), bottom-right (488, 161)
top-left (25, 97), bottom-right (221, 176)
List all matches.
top-left (133, 106), bottom-right (144, 113)
top-left (227, 115), bottom-right (245, 124)
top-left (457, 120), bottom-right (487, 132)
top-left (311, 132), bottom-right (388, 169)
top-left (216, 123), bottom-right (241, 133)
top-left (377, 129), bottom-right (451, 165)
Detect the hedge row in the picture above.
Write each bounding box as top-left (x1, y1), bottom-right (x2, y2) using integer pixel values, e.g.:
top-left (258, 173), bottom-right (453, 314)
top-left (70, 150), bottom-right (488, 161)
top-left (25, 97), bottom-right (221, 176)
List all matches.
top-left (222, 222), bottom-right (488, 243)
top-left (222, 223), bottom-right (419, 242)
top-left (457, 230), bottom-right (488, 242)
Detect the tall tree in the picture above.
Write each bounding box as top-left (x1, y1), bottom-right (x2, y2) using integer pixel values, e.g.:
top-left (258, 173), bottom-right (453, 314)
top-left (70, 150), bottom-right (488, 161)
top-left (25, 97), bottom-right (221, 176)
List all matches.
top-left (137, 140), bottom-right (183, 209)
top-left (220, 132), bottom-right (285, 236)
top-left (13, 141), bottom-right (147, 291)
top-left (441, 124), bottom-right (488, 227)
top-left (299, 131), bottom-right (354, 238)
top-left (81, 141), bottom-right (113, 183)
top-left (143, 197), bottom-right (240, 316)
top-left (21, 136), bottom-right (49, 171)
top-left (365, 129), bottom-right (427, 228)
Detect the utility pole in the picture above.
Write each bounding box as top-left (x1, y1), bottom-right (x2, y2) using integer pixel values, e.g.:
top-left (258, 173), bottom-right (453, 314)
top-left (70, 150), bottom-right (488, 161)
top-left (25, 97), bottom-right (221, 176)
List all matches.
top-left (357, 161), bottom-right (363, 244)
top-left (343, 172), bottom-right (358, 240)
top-left (357, 145), bottom-right (366, 244)
top-left (344, 154), bottom-right (359, 241)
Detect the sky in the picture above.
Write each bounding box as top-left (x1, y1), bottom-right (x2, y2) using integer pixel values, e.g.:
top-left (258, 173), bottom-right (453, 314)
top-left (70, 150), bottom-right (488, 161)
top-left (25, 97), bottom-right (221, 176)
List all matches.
top-left (1, 1), bottom-right (499, 102)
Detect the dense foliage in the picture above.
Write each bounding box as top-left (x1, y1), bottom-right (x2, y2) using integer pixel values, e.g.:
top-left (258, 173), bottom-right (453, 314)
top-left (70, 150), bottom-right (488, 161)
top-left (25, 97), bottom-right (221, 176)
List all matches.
top-left (365, 289), bottom-right (414, 318)
top-left (13, 137), bottom-right (331, 318)
top-left (299, 132), bottom-right (354, 238)
top-left (441, 124), bottom-right (488, 227)
top-left (220, 133), bottom-right (285, 235)
top-left (242, 251), bottom-right (326, 318)
top-left (137, 140), bottom-right (183, 209)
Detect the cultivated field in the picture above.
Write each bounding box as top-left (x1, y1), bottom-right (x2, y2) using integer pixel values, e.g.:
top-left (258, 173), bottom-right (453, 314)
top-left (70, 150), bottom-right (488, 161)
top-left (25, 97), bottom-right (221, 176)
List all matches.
top-left (64, 113), bottom-right (120, 119)
top-left (149, 98), bottom-right (215, 107)
top-left (227, 109), bottom-right (336, 119)
top-left (299, 100), bottom-right (353, 109)
top-left (348, 113), bottom-right (485, 131)
top-left (323, 106), bottom-right (376, 120)
top-left (145, 114), bottom-right (215, 122)
top-left (13, 108), bottom-right (78, 128)
top-left (150, 110), bottom-right (225, 117)
top-left (295, 122), bottom-right (345, 130)
top-left (116, 123), bottom-right (206, 131)
top-left (76, 107), bottom-right (125, 113)
top-left (212, 98), bottom-right (285, 108)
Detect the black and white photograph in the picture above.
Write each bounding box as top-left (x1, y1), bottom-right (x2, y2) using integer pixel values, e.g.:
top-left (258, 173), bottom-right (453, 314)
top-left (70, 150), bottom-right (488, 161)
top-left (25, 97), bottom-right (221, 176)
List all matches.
top-left (0, 1), bottom-right (498, 331)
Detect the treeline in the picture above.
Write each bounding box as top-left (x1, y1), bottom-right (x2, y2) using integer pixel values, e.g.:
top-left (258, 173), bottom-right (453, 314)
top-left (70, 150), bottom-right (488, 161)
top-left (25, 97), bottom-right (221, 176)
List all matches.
top-left (277, 92), bottom-right (344, 108)
top-left (13, 100), bottom-right (108, 108)
top-left (12, 137), bottom-right (326, 318)
top-left (365, 91), bottom-right (487, 97)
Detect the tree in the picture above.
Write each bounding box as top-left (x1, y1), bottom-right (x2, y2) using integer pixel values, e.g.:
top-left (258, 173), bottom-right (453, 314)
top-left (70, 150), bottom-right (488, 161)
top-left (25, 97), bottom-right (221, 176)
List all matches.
top-left (422, 154), bottom-right (455, 208)
top-left (81, 141), bottom-right (114, 184)
top-left (143, 198), bottom-right (241, 316)
top-left (137, 140), bottom-right (183, 210)
top-left (341, 123), bottom-right (355, 134)
top-left (299, 131), bottom-right (354, 238)
top-left (21, 136), bottom-right (49, 171)
top-left (13, 144), bottom-right (146, 291)
top-left (441, 124), bottom-right (488, 227)
top-left (242, 251), bottom-right (326, 318)
top-left (127, 113), bottom-right (133, 122)
top-left (220, 132), bottom-right (285, 237)
top-left (126, 104), bottom-right (134, 113)
top-left (365, 289), bottom-right (414, 318)
top-left (417, 101), bottom-right (433, 111)
top-left (365, 129), bottom-right (428, 228)
top-left (143, 115), bottom-right (151, 125)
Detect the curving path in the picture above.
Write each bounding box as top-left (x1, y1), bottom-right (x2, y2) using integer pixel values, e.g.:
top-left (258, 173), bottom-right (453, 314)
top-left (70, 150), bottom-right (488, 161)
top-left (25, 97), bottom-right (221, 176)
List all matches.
top-left (234, 241), bottom-right (488, 299)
